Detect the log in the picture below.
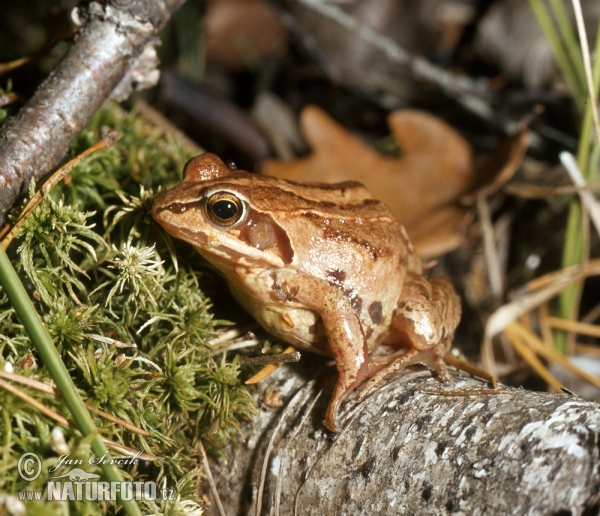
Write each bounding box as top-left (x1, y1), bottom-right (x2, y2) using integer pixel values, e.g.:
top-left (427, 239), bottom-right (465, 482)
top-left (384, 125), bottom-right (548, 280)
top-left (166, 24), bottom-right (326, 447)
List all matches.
top-left (203, 361), bottom-right (600, 515)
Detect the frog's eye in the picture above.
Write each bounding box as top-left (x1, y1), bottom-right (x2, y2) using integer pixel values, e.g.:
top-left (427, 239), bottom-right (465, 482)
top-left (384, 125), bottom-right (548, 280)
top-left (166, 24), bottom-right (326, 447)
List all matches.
top-left (205, 192), bottom-right (246, 226)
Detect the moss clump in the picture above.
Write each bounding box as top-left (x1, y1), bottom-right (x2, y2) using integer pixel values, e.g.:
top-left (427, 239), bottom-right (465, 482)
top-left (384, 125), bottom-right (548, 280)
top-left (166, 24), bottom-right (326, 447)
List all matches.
top-left (0, 103), bottom-right (255, 515)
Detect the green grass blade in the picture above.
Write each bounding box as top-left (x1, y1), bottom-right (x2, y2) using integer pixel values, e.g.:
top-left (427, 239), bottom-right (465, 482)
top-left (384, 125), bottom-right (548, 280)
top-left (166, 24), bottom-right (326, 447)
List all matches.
top-left (0, 245), bottom-right (142, 516)
top-left (558, 16), bottom-right (600, 352)
top-left (548, 0), bottom-right (587, 97)
top-left (527, 0), bottom-right (586, 103)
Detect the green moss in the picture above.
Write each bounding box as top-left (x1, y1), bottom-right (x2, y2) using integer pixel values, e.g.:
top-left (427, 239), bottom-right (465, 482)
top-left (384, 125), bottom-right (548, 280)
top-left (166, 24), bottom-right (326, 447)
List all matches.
top-left (0, 103), bottom-right (256, 515)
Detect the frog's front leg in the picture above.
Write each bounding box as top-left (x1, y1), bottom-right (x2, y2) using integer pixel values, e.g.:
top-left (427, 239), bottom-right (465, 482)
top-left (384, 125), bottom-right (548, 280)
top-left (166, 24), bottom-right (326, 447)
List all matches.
top-left (364, 272), bottom-right (461, 393)
top-left (272, 270), bottom-right (369, 432)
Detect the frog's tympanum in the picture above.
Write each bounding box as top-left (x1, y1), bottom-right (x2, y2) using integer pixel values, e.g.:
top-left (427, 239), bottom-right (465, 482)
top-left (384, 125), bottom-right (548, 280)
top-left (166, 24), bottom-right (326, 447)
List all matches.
top-left (152, 153), bottom-right (461, 432)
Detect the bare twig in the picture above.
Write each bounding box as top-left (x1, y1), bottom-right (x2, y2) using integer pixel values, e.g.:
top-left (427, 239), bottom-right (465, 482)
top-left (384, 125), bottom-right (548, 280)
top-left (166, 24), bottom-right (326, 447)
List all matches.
top-left (239, 350), bottom-right (301, 367)
top-left (505, 180), bottom-right (600, 199)
top-left (0, 0), bottom-right (186, 225)
top-left (245, 346), bottom-right (298, 384)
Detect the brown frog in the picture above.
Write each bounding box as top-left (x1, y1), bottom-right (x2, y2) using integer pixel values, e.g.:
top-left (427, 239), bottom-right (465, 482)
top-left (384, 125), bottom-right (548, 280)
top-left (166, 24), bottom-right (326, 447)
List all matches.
top-left (152, 153), bottom-right (461, 431)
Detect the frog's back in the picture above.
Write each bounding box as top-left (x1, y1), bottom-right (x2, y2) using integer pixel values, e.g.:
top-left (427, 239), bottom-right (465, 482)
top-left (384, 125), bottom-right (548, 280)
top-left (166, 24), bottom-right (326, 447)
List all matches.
top-left (248, 178), bottom-right (418, 349)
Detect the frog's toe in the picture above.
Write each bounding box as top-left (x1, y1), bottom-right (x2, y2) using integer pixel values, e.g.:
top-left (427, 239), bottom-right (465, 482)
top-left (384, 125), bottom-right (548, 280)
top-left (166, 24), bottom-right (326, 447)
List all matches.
top-left (358, 344), bottom-right (452, 400)
top-left (325, 399), bottom-right (340, 432)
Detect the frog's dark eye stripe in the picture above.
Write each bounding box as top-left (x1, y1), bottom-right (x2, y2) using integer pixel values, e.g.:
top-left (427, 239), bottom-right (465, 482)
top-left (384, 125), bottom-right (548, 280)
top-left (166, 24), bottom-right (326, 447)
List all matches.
top-left (205, 192), bottom-right (246, 226)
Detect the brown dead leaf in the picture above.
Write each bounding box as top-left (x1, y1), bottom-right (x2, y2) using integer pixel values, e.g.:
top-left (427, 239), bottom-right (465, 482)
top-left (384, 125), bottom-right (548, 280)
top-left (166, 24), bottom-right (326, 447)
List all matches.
top-left (262, 105), bottom-right (528, 257)
top-left (203, 0), bottom-right (286, 70)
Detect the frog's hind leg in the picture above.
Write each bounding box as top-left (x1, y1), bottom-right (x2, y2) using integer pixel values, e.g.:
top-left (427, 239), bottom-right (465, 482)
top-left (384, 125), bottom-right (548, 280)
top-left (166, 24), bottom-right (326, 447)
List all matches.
top-left (360, 273), bottom-right (461, 398)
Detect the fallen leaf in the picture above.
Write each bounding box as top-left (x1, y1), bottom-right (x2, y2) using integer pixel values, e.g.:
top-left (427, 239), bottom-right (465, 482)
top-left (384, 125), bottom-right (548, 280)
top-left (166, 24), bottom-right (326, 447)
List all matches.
top-left (262, 105), bottom-right (528, 257)
top-left (203, 0), bottom-right (286, 70)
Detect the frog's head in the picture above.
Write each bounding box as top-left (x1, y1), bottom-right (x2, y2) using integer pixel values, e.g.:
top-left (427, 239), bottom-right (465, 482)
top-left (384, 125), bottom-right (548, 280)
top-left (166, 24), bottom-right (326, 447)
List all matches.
top-left (152, 153), bottom-right (294, 268)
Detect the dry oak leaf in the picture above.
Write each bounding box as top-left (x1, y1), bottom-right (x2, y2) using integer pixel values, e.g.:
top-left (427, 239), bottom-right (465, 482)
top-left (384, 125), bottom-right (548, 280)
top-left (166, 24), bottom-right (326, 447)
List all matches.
top-left (262, 105), bottom-right (528, 257)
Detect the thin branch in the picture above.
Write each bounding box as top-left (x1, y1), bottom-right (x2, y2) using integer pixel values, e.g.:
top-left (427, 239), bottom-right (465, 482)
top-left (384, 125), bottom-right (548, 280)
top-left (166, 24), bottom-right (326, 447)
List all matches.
top-left (245, 346), bottom-right (298, 384)
top-left (0, 0), bottom-right (186, 225)
top-left (292, 0), bottom-right (517, 132)
top-left (239, 349), bottom-right (301, 367)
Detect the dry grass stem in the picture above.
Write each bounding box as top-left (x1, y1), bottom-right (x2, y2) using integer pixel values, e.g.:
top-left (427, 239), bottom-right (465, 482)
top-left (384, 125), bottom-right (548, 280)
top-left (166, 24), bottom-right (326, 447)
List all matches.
top-left (1, 131), bottom-right (120, 250)
top-left (0, 369), bottom-right (151, 436)
top-left (0, 376), bottom-right (71, 426)
top-left (0, 56), bottom-right (33, 75)
top-left (134, 99), bottom-right (203, 154)
top-left (538, 303), bottom-right (556, 348)
top-left (198, 440), bottom-right (226, 516)
top-left (89, 334), bottom-right (138, 349)
top-left (486, 259), bottom-right (600, 339)
top-left (0, 377), bottom-right (156, 459)
top-left (571, 0), bottom-right (600, 145)
top-left (211, 337), bottom-right (261, 356)
top-left (503, 325), bottom-right (563, 392)
top-left (477, 197), bottom-right (504, 300)
top-left (560, 151), bottom-right (600, 235)
top-left (508, 321), bottom-right (600, 390)
top-left (546, 316), bottom-right (600, 338)
top-left (575, 343), bottom-right (600, 356)
top-left (582, 301), bottom-right (600, 323)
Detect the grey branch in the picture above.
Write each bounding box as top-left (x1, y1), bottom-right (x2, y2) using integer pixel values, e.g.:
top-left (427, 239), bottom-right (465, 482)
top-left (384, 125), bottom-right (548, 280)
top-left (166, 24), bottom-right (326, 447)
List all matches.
top-left (282, 0), bottom-right (517, 133)
top-left (205, 363), bottom-right (600, 515)
top-left (0, 0), bottom-right (186, 225)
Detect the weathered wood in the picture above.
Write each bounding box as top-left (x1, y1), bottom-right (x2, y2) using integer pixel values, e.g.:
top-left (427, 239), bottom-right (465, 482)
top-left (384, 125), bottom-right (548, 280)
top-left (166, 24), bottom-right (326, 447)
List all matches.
top-left (0, 0), bottom-right (186, 225)
top-left (204, 361), bottom-right (600, 515)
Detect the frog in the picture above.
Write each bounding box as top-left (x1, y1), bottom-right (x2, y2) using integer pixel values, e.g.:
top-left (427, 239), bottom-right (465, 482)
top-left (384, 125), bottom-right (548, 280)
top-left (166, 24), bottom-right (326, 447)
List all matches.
top-left (152, 153), bottom-right (462, 432)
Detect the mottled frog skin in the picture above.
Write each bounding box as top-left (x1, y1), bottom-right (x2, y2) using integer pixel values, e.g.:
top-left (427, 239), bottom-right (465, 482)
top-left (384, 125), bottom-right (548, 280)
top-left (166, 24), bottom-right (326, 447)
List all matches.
top-left (152, 153), bottom-right (461, 431)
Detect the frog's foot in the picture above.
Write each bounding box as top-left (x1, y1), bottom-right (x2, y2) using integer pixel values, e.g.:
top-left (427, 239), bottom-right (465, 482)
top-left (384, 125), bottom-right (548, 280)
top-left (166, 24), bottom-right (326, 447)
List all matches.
top-left (357, 342), bottom-right (450, 401)
top-left (325, 373), bottom-right (368, 432)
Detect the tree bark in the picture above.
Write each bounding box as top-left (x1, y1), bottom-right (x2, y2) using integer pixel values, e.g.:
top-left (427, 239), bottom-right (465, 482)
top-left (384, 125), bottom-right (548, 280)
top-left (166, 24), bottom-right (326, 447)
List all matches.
top-left (203, 362), bottom-right (600, 515)
top-left (0, 0), bottom-right (186, 225)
